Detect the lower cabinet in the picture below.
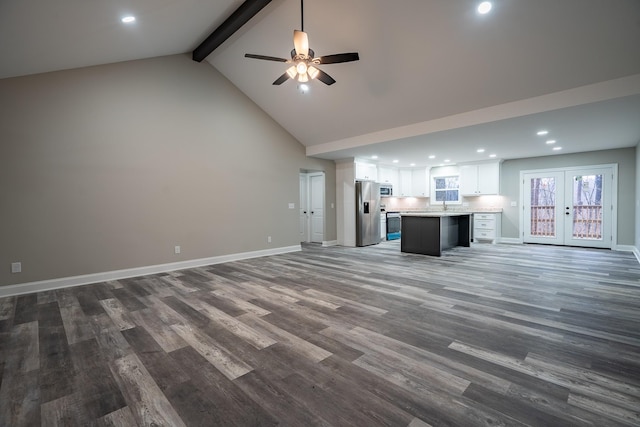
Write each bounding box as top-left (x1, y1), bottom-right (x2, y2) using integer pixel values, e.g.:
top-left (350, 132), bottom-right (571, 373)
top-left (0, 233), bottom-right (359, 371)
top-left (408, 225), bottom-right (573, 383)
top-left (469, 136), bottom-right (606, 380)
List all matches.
top-left (473, 213), bottom-right (501, 243)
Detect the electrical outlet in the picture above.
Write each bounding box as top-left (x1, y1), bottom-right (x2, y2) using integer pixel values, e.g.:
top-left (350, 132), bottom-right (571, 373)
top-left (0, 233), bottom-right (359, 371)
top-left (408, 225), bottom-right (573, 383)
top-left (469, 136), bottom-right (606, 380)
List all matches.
top-left (11, 262), bottom-right (21, 273)
top-left (174, 246), bottom-right (181, 254)
top-left (268, 236), bottom-right (272, 243)
top-left (288, 203), bottom-right (295, 209)
top-left (331, 203), bottom-right (335, 209)
top-left (511, 201), bottom-right (517, 207)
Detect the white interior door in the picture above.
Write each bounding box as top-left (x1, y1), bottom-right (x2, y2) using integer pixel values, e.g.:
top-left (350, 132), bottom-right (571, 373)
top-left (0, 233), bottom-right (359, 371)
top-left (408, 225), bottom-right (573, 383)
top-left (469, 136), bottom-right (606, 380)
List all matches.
top-left (299, 174), bottom-right (309, 242)
top-left (523, 166), bottom-right (613, 248)
top-left (309, 173), bottom-right (325, 243)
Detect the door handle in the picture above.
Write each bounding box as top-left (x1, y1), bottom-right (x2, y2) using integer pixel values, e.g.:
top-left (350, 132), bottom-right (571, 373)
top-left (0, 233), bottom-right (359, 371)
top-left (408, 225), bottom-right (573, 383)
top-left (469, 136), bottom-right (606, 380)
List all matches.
top-left (303, 211), bottom-right (307, 214)
top-left (565, 211), bottom-right (571, 215)
top-left (311, 211), bottom-right (315, 214)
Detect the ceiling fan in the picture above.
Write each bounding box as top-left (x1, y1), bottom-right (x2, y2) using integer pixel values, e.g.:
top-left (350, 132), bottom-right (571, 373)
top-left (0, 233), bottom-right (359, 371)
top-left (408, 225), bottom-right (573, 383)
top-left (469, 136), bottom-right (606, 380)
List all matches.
top-left (244, 0), bottom-right (360, 86)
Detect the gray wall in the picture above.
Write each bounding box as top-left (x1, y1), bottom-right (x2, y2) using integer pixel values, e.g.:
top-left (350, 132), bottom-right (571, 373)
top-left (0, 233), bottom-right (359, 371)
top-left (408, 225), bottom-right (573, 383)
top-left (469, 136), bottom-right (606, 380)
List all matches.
top-left (637, 142), bottom-right (640, 250)
top-left (500, 147), bottom-right (636, 244)
top-left (0, 54), bottom-right (336, 287)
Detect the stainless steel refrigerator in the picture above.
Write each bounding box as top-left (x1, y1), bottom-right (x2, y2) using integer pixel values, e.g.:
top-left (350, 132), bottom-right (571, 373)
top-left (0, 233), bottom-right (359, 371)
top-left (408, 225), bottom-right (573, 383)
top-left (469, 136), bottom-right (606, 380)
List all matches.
top-left (356, 180), bottom-right (381, 247)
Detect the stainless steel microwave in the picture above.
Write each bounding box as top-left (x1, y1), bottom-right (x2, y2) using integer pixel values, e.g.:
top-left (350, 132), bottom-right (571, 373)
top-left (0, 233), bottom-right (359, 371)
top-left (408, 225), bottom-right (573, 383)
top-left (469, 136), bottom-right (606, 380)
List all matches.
top-left (380, 184), bottom-right (393, 196)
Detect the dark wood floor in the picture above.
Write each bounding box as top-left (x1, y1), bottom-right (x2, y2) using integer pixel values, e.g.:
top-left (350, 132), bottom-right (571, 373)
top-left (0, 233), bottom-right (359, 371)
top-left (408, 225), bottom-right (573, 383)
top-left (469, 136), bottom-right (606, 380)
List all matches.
top-left (1, 241), bottom-right (639, 426)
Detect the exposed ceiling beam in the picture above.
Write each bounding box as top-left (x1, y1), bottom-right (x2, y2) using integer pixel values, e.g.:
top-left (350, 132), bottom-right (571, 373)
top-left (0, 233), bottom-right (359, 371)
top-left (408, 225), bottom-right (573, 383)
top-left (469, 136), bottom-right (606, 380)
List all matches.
top-left (192, 0), bottom-right (272, 62)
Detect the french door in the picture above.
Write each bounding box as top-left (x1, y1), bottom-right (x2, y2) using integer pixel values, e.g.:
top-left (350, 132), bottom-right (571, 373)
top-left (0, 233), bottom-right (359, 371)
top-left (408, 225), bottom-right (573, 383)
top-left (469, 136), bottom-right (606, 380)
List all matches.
top-left (522, 166), bottom-right (614, 248)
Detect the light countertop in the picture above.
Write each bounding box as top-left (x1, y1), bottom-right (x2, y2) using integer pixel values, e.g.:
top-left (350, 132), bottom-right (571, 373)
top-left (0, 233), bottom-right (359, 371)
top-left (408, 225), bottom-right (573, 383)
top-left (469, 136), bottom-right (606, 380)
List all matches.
top-left (400, 212), bottom-right (472, 217)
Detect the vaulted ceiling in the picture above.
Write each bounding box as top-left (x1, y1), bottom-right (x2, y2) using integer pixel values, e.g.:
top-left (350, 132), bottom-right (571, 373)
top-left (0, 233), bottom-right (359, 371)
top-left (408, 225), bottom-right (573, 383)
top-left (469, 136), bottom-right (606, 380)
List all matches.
top-left (2, 0), bottom-right (640, 167)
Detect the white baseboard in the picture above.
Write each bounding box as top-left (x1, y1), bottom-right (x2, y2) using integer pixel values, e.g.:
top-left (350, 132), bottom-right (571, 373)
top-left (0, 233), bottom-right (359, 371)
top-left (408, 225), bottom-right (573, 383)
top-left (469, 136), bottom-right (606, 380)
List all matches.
top-left (0, 245), bottom-right (302, 298)
top-left (615, 245), bottom-right (640, 262)
top-left (498, 237), bottom-right (523, 245)
top-left (322, 240), bottom-right (338, 247)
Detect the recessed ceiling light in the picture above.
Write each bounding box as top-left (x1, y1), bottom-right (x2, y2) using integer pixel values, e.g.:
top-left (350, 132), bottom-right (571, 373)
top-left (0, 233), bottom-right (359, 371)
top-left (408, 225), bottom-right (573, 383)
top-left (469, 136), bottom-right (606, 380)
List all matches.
top-left (477, 2), bottom-right (492, 14)
top-left (546, 140), bottom-right (556, 145)
top-left (410, 163), bottom-right (416, 167)
top-left (489, 154), bottom-right (497, 158)
top-left (121, 16), bottom-right (136, 23)
top-left (393, 159), bottom-right (399, 163)
top-left (428, 155), bottom-right (436, 159)
top-left (477, 148), bottom-right (485, 153)
top-left (444, 159), bottom-right (451, 163)
top-left (537, 130), bottom-right (549, 136)
top-left (371, 155), bottom-right (378, 159)
top-left (553, 147), bottom-right (562, 151)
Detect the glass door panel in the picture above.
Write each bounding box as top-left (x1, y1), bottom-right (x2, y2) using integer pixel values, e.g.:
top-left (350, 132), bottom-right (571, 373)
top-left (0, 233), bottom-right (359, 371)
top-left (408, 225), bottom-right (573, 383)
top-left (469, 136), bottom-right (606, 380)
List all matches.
top-left (523, 172), bottom-right (564, 245)
top-left (565, 168), bottom-right (611, 248)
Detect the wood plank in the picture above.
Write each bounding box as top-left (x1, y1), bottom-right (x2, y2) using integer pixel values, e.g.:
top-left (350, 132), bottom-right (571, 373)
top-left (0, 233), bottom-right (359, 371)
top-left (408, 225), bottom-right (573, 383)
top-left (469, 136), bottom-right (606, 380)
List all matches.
top-left (69, 338), bottom-right (127, 419)
top-left (170, 323), bottom-right (253, 380)
top-left (99, 298), bottom-right (135, 331)
top-left (109, 353), bottom-right (186, 427)
top-left (238, 313), bottom-right (332, 363)
top-left (60, 304), bottom-right (95, 345)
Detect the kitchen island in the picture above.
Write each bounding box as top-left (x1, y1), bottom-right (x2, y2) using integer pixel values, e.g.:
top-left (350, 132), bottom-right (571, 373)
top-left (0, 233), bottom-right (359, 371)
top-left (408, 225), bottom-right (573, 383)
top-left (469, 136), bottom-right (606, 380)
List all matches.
top-left (400, 212), bottom-right (471, 256)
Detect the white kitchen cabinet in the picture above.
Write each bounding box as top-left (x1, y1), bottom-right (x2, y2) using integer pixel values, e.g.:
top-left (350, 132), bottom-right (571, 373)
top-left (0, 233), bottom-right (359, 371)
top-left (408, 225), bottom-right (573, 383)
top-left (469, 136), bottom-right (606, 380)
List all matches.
top-left (473, 213), bottom-right (501, 243)
top-left (460, 162), bottom-right (500, 196)
top-left (398, 169), bottom-right (412, 196)
top-left (378, 166), bottom-right (399, 188)
top-left (355, 161), bottom-right (378, 181)
top-left (411, 168), bottom-right (428, 197)
top-left (397, 168), bottom-right (429, 197)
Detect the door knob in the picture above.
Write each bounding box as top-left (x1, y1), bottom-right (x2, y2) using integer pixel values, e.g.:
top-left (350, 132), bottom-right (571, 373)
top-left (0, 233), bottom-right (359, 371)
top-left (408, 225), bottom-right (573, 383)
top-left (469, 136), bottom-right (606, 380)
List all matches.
top-left (311, 211), bottom-right (314, 214)
top-left (565, 211), bottom-right (570, 215)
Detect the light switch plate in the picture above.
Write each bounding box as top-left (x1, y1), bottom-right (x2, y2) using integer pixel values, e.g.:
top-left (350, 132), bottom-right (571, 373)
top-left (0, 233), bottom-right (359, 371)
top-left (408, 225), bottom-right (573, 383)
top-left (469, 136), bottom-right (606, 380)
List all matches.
top-left (11, 262), bottom-right (21, 273)
top-left (288, 203), bottom-right (295, 209)
top-left (174, 246), bottom-right (181, 254)
top-left (511, 201), bottom-right (517, 207)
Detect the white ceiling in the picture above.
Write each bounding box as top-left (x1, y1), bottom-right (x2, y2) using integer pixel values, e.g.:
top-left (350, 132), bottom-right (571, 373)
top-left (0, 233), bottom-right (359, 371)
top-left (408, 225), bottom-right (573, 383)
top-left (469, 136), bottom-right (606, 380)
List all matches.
top-left (2, 0), bottom-right (640, 167)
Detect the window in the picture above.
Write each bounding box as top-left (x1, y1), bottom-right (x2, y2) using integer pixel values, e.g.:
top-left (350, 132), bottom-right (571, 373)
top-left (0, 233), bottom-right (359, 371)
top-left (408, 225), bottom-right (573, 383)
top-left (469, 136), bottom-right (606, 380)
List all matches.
top-left (434, 176), bottom-right (460, 203)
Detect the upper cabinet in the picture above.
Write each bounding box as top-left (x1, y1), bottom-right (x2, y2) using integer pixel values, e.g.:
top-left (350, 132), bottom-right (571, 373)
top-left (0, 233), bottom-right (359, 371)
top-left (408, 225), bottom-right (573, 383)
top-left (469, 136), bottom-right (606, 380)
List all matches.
top-left (378, 166), bottom-right (399, 188)
top-left (355, 161), bottom-right (378, 181)
top-left (397, 167), bottom-right (429, 197)
top-left (412, 168), bottom-right (428, 197)
top-left (459, 162), bottom-right (500, 196)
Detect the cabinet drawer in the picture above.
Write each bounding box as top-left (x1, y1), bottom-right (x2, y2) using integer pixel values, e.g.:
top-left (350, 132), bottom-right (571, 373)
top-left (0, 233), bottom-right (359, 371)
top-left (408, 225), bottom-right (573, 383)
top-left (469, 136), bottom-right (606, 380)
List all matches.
top-left (474, 213), bottom-right (496, 221)
top-left (474, 220), bottom-right (495, 229)
top-left (475, 229), bottom-right (496, 239)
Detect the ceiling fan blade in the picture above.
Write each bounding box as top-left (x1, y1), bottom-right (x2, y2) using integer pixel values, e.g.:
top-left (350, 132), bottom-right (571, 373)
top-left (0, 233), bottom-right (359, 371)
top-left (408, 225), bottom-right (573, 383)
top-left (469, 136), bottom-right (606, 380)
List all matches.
top-left (245, 54), bottom-right (288, 62)
top-left (293, 30), bottom-right (309, 56)
top-left (319, 52), bottom-right (360, 64)
top-left (315, 68), bottom-right (336, 85)
top-left (272, 72), bottom-right (290, 85)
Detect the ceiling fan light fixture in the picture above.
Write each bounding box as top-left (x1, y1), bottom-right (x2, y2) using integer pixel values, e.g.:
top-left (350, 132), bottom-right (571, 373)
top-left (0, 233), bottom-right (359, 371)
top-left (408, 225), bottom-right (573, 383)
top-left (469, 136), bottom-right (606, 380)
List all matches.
top-left (296, 61), bottom-right (308, 75)
top-left (307, 66), bottom-right (319, 80)
top-left (297, 73), bottom-right (309, 83)
top-left (286, 66), bottom-right (297, 79)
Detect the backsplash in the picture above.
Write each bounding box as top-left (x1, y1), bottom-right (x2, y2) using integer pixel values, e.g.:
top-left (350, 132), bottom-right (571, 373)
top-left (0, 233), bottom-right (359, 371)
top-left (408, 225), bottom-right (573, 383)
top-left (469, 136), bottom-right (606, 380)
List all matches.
top-left (382, 195), bottom-right (505, 212)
